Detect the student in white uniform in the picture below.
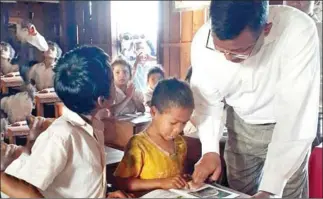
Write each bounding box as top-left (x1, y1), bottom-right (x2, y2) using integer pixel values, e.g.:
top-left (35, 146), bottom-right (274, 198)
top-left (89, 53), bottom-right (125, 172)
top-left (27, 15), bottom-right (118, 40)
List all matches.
top-left (190, 1), bottom-right (320, 198)
top-left (28, 41), bottom-right (62, 91)
top-left (0, 46), bottom-right (129, 198)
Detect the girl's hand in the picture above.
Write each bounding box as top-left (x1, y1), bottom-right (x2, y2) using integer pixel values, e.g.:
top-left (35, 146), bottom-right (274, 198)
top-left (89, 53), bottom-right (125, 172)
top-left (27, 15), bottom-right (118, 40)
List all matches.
top-left (160, 175), bottom-right (189, 190)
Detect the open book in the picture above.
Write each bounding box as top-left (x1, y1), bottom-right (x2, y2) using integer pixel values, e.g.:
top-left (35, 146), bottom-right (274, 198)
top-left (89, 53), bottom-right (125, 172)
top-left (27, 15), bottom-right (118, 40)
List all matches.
top-left (141, 183), bottom-right (239, 198)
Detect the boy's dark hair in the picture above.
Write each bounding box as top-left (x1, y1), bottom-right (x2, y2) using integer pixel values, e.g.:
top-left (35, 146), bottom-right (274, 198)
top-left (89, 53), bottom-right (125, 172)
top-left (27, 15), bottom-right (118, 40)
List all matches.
top-left (185, 66), bottom-right (192, 83)
top-left (151, 78), bottom-right (194, 113)
top-left (111, 55), bottom-right (132, 78)
top-left (210, 1), bottom-right (268, 40)
top-left (147, 66), bottom-right (165, 81)
top-left (47, 41), bottom-right (62, 60)
top-left (53, 45), bottom-right (113, 115)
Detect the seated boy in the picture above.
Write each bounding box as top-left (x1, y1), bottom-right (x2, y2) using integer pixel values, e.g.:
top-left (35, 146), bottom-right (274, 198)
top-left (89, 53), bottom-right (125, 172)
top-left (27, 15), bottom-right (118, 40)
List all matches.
top-left (1, 45), bottom-right (118, 198)
top-left (114, 78), bottom-right (194, 192)
top-left (28, 41), bottom-right (62, 92)
top-left (143, 66), bottom-right (165, 107)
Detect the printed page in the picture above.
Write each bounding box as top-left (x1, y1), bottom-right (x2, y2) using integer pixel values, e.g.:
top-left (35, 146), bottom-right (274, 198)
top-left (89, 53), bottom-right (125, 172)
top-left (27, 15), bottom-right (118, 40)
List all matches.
top-left (141, 189), bottom-right (185, 198)
top-left (170, 183), bottom-right (240, 198)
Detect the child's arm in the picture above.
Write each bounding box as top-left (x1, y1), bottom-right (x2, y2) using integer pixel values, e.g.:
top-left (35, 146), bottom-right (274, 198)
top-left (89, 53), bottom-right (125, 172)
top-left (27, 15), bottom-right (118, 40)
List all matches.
top-left (1, 172), bottom-right (44, 198)
top-left (115, 175), bottom-right (188, 192)
top-left (110, 97), bottom-right (132, 116)
top-left (110, 83), bottom-right (135, 116)
top-left (133, 92), bottom-right (145, 113)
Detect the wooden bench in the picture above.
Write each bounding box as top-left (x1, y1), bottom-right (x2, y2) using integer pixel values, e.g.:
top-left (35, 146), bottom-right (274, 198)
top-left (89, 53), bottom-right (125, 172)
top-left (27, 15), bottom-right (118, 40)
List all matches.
top-left (0, 76), bottom-right (24, 94)
top-left (34, 92), bottom-right (61, 117)
top-left (6, 122), bottom-right (30, 144)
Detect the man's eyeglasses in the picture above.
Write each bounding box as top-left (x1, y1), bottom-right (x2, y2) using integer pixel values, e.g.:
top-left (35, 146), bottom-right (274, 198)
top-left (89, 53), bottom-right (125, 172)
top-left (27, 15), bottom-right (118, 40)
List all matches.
top-left (206, 29), bottom-right (265, 60)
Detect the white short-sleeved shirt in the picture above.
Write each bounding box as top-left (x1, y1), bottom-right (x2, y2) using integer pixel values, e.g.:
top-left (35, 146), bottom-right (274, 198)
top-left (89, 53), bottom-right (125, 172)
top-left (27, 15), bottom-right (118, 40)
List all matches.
top-left (5, 108), bottom-right (107, 198)
top-left (29, 62), bottom-right (55, 91)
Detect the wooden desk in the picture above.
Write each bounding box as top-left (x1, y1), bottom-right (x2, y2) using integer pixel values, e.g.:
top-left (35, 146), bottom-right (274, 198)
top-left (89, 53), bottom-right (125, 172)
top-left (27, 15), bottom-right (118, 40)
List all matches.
top-left (104, 113), bottom-right (151, 150)
top-left (34, 92), bottom-right (61, 116)
top-left (0, 76), bottom-right (23, 94)
top-left (6, 123), bottom-right (30, 144)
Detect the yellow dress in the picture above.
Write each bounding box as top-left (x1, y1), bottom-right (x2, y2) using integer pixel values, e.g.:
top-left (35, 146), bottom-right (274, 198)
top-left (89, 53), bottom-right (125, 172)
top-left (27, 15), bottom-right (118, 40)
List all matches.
top-left (114, 132), bottom-right (187, 179)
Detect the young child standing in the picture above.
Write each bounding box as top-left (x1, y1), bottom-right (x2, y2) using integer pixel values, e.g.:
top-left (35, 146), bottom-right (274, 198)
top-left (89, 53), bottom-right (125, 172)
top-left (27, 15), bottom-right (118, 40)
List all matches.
top-left (111, 56), bottom-right (145, 116)
top-left (1, 46), bottom-right (117, 198)
top-left (114, 78), bottom-right (194, 192)
top-left (143, 66), bottom-right (165, 107)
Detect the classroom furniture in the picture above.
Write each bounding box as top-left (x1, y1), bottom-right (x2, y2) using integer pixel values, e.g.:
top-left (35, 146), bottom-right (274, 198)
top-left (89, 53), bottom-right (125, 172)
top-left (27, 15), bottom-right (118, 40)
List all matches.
top-left (34, 92), bottom-right (61, 116)
top-left (103, 113), bottom-right (151, 150)
top-left (309, 143), bottom-right (322, 198)
top-left (5, 122), bottom-right (29, 144)
top-left (54, 102), bottom-right (64, 118)
top-left (0, 76), bottom-right (23, 94)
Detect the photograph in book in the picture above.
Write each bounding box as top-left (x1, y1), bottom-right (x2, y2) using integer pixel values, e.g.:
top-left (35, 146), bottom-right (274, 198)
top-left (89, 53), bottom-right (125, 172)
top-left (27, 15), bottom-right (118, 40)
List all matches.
top-left (170, 183), bottom-right (239, 198)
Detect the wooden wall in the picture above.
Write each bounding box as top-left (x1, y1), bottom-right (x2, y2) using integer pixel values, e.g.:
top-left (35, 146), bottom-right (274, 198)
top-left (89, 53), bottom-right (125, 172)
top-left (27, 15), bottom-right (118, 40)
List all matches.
top-left (59, 1), bottom-right (112, 57)
top-left (0, 2), bottom-right (60, 61)
top-left (159, 2), bottom-right (206, 79)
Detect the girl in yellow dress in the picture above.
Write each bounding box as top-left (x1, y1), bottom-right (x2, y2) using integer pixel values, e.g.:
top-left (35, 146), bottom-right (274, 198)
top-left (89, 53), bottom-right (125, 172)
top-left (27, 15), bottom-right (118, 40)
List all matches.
top-left (114, 78), bottom-right (194, 192)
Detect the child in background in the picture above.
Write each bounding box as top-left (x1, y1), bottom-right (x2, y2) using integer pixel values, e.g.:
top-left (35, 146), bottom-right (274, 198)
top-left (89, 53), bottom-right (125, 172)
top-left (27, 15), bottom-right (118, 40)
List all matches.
top-left (1, 46), bottom-right (122, 198)
top-left (111, 56), bottom-right (145, 116)
top-left (143, 66), bottom-right (165, 107)
top-left (114, 78), bottom-right (194, 192)
top-left (28, 41), bottom-right (62, 92)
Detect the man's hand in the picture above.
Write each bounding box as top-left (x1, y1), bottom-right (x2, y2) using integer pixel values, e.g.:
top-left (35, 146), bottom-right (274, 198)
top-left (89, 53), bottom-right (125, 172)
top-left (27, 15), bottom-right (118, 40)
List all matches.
top-left (192, 152), bottom-right (222, 187)
top-left (107, 190), bottom-right (134, 198)
top-left (252, 191), bottom-right (273, 198)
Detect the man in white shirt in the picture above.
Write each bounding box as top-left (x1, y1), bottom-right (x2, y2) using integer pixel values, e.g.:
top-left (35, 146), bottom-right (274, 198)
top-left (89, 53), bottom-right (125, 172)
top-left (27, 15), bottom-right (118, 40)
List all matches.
top-left (283, 0), bottom-right (323, 146)
top-left (190, 1), bottom-right (320, 198)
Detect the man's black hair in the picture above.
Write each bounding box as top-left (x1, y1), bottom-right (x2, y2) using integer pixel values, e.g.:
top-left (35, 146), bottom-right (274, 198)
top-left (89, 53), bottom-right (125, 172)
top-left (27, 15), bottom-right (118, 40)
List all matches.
top-left (209, 1), bottom-right (268, 40)
top-left (147, 66), bottom-right (165, 81)
top-left (184, 66), bottom-right (192, 83)
top-left (151, 77), bottom-right (194, 113)
top-left (54, 45), bottom-right (113, 115)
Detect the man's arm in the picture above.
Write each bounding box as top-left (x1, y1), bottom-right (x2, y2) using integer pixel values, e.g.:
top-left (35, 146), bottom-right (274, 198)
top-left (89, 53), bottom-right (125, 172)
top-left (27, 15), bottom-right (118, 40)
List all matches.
top-left (1, 172), bottom-right (44, 198)
top-left (258, 22), bottom-right (320, 197)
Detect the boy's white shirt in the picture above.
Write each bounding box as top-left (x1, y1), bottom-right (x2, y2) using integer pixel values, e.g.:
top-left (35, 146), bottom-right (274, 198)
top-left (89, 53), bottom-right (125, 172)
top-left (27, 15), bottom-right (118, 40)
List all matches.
top-left (29, 62), bottom-right (55, 91)
top-left (5, 107), bottom-right (107, 198)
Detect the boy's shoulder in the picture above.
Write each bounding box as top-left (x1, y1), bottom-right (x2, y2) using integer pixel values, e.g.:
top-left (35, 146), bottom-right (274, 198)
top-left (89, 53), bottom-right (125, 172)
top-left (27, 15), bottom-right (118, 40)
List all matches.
top-left (40, 116), bottom-right (77, 141)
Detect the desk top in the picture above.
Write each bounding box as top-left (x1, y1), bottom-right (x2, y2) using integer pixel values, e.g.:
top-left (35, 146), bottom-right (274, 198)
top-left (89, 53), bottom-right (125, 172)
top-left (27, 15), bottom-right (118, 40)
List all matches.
top-left (1, 76), bottom-right (23, 85)
top-left (35, 92), bottom-right (60, 103)
top-left (115, 113), bottom-right (152, 125)
top-left (105, 146), bottom-right (124, 165)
